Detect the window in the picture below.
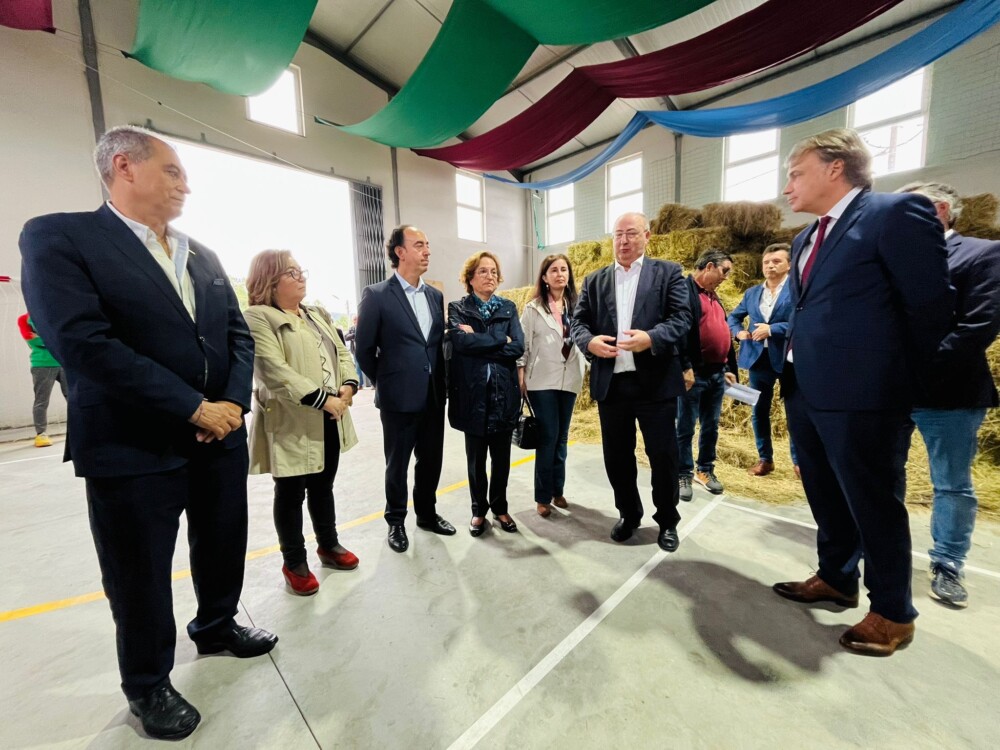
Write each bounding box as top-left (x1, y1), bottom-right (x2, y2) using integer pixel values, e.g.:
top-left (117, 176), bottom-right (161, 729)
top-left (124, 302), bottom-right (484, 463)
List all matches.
top-left (851, 69), bottom-right (928, 176)
top-left (546, 184), bottom-right (575, 245)
top-left (606, 154), bottom-right (643, 232)
top-left (724, 128), bottom-right (779, 201)
top-left (246, 66), bottom-right (304, 135)
top-left (456, 171), bottom-right (485, 242)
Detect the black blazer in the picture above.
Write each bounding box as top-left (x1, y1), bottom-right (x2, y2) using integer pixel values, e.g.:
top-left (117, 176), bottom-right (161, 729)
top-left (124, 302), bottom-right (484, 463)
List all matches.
top-left (571, 257), bottom-right (692, 402)
top-left (355, 274), bottom-right (446, 413)
top-left (19, 204), bottom-right (254, 477)
top-left (786, 190), bottom-right (954, 411)
top-left (918, 232), bottom-right (1000, 409)
top-left (677, 274), bottom-right (738, 376)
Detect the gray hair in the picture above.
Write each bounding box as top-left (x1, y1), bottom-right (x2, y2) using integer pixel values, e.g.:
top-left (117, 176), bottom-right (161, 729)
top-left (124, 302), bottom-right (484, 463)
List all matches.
top-left (694, 249), bottom-right (733, 270)
top-left (897, 181), bottom-right (962, 227)
top-left (613, 212), bottom-right (649, 231)
top-left (94, 125), bottom-right (160, 186)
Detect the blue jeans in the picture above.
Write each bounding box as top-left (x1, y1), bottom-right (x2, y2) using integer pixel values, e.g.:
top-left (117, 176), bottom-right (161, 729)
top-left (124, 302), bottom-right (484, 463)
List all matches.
top-left (527, 389), bottom-right (577, 504)
top-left (352, 353), bottom-right (367, 388)
top-left (747, 358), bottom-right (798, 465)
top-left (912, 407), bottom-right (986, 573)
top-left (676, 370), bottom-right (725, 477)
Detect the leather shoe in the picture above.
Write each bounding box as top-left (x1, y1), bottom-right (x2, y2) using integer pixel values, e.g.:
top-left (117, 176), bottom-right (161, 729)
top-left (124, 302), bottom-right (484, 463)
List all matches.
top-left (536, 503), bottom-right (552, 517)
top-left (317, 546), bottom-right (359, 570)
top-left (772, 575), bottom-right (859, 608)
top-left (493, 514), bottom-right (518, 533)
top-left (387, 524), bottom-right (409, 553)
top-left (610, 518), bottom-right (638, 543)
top-left (469, 517), bottom-right (487, 537)
top-left (128, 683), bottom-right (201, 740)
top-left (747, 459), bottom-right (775, 476)
top-left (839, 612), bottom-right (915, 656)
top-left (195, 624), bottom-right (278, 658)
top-left (416, 514), bottom-right (457, 535)
top-left (657, 527), bottom-right (680, 552)
top-left (552, 496), bottom-right (568, 509)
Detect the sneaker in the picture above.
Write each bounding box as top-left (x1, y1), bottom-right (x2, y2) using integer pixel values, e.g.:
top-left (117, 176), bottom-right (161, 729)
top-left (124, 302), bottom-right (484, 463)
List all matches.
top-left (679, 475), bottom-right (693, 502)
top-left (694, 470), bottom-right (724, 495)
top-left (929, 564), bottom-right (968, 608)
top-left (34, 433), bottom-right (52, 448)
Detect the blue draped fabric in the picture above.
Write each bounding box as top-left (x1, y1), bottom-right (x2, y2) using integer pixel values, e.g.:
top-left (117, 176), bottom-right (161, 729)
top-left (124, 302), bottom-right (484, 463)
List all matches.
top-left (491, 0), bottom-right (1000, 190)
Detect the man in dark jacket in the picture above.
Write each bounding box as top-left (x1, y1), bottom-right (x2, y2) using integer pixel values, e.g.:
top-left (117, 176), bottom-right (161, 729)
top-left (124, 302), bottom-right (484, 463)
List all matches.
top-left (899, 181), bottom-right (1000, 609)
top-left (676, 250), bottom-right (738, 500)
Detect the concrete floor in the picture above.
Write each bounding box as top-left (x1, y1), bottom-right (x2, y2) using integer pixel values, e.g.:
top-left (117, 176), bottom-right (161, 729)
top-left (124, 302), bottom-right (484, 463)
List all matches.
top-left (2, 389), bottom-right (998, 749)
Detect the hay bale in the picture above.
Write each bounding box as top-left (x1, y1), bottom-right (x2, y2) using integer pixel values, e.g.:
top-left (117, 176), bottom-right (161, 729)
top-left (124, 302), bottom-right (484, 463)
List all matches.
top-left (954, 193), bottom-right (999, 235)
top-left (503, 285), bottom-right (535, 314)
top-left (567, 239), bottom-right (612, 281)
top-left (701, 201), bottom-right (782, 237)
top-left (652, 227), bottom-right (733, 267)
top-left (650, 203), bottom-right (702, 234)
top-left (727, 252), bottom-right (763, 293)
top-left (767, 223), bottom-right (809, 246)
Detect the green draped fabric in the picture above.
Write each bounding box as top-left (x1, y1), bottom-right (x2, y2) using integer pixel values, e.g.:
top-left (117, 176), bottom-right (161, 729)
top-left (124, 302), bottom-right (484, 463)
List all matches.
top-left (337, 0), bottom-right (714, 148)
top-left (129, 0), bottom-right (317, 96)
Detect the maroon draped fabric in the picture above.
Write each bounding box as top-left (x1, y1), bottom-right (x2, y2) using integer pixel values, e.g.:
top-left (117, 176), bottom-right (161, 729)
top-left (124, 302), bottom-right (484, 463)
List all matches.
top-left (415, 0), bottom-right (903, 171)
top-left (0, 0), bottom-right (54, 32)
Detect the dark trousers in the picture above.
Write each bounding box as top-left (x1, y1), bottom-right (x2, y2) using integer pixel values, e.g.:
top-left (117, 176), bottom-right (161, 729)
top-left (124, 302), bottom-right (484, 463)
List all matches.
top-left (85, 443), bottom-right (250, 700)
top-left (30, 366), bottom-right (67, 434)
top-left (785, 368), bottom-right (916, 623)
top-left (380, 385), bottom-right (444, 525)
top-left (597, 372), bottom-right (681, 530)
top-left (273, 417), bottom-right (341, 567)
top-left (676, 368), bottom-right (725, 476)
top-left (747, 358), bottom-right (798, 464)
top-left (527, 389), bottom-right (577, 505)
top-left (465, 431), bottom-right (513, 517)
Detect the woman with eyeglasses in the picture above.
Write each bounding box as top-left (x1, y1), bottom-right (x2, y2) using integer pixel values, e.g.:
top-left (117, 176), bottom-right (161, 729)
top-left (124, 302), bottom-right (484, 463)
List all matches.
top-left (517, 254), bottom-right (585, 517)
top-left (447, 251), bottom-right (525, 537)
top-left (244, 250), bottom-right (360, 596)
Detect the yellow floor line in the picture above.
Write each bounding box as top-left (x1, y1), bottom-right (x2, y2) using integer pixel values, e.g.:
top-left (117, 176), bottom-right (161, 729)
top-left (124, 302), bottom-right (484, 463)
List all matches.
top-left (0, 449), bottom-right (545, 624)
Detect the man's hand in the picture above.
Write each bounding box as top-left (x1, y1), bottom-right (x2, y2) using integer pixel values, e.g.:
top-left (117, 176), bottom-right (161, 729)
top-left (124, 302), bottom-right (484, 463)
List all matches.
top-left (587, 335), bottom-right (618, 359)
top-left (190, 400), bottom-right (243, 443)
top-left (736, 330), bottom-right (751, 341)
top-left (338, 385), bottom-right (354, 406)
top-left (750, 323), bottom-right (771, 341)
top-left (683, 368), bottom-right (695, 391)
top-left (618, 329), bottom-right (652, 353)
top-left (724, 372), bottom-right (737, 386)
top-left (323, 396), bottom-right (347, 421)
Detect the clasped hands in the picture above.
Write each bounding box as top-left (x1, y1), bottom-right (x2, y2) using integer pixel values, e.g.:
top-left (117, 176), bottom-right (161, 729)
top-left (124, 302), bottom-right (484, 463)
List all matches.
top-left (587, 329), bottom-right (652, 358)
top-left (322, 386), bottom-right (355, 421)
top-left (737, 323), bottom-right (771, 342)
top-left (189, 400), bottom-right (243, 443)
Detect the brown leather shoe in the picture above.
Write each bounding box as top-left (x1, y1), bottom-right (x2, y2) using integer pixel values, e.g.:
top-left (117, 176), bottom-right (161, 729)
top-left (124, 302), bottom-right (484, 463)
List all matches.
top-left (552, 496), bottom-right (568, 509)
top-left (772, 575), bottom-right (859, 607)
top-left (536, 503), bottom-right (552, 517)
top-left (748, 459), bottom-right (775, 476)
top-left (839, 612), bottom-right (915, 656)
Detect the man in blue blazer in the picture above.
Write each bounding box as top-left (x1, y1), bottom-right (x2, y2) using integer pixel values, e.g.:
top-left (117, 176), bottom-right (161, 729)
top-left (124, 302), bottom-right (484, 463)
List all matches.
top-left (899, 181), bottom-right (1000, 609)
top-left (18, 127), bottom-right (276, 739)
top-left (572, 212), bottom-right (692, 552)
top-left (355, 225), bottom-right (456, 553)
top-left (772, 128), bottom-right (953, 656)
top-left (727, 243), bottom-right (798, 477)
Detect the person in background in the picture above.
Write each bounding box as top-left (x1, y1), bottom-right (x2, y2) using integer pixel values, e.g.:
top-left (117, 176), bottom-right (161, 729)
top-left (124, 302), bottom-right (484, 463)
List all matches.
top-left (17, 312), bottom-right (67, 447)
top-left (344, 315), bottom-right (368, 389)
top-left (448, 251), bottom-right (525, 537)
top-left (244, 250), bottom-right (361, 597)
top-left (726, 244), bottom-right (798, 477)
top-left (676, 250), bottom-right (738, 500)
top-left (897, 181), bottom-right (1000, 609)
top-left (518, 254), bottom-right (585, 517)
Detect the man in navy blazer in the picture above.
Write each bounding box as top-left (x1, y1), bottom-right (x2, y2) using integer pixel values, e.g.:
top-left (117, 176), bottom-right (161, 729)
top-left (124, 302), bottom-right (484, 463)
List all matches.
top-left (727, 243), bottom-right (798, 477)
top-left (899, 181), bottom-right (1000, 609)
top-left (772, 128), bottom-right (953, 656)
top-left (19, 127), bottom-right (276, 739)
top-left (572, 212), bottom-right (692, 552)
top-left (355, 225), bottom-right (456, 553)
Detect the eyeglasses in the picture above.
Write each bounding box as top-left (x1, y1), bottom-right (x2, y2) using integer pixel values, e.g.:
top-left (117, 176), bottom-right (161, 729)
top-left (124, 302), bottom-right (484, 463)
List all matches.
top-left (282, 268), bottom-right (308, 281)
top-left (612, 230), bottom-right (644, 242)
top-left (475, 268), bottom-right (499, 278)
top-left (719, 266), bottom-right (732, 277)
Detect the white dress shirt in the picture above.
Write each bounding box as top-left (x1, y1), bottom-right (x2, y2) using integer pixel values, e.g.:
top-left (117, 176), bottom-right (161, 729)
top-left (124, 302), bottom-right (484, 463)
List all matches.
top-left (107, 201), bottom-right (196, 320)
top-left (395, 271), bottom-right (432, 340)
top-left (758, 274), bottom-right (788, 348)
top-left (613, 254), bottom-right (644, 374)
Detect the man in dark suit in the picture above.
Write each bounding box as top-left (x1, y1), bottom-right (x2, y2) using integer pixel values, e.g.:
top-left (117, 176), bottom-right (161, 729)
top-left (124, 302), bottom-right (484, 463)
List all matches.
top-left (355, 225), bottom-right (456, 553)
top-left (571, 212), bottom-right (692, 551)
top-left (772, 128), bottom-right (953, 656)
top-left (19, 126), bottom-right (277, 740)
top-left (898, 181), bottom-right (1000, 609)
top-left (727, 243), bottom-right (798, 477)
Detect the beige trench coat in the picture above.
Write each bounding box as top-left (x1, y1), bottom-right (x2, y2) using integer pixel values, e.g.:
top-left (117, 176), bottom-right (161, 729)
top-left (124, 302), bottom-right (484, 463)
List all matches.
top-left (517, 298), bottom-right (585, 394)
top-left (245, 304), bottom-right (359, 478)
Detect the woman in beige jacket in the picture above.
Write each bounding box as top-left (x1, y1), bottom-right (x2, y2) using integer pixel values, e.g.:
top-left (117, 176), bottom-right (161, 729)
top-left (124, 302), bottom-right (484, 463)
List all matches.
top-left (517, 254), bottom-right (585, 517)
top-left (245, 250), bottom-right (360, 596)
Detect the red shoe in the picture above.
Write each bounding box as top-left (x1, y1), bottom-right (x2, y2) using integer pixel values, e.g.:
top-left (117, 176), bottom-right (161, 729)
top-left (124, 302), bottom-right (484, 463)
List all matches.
top-left (317, 546), bottom-right (359, 570)
top-left (282, 565), bottom-right (319, 596)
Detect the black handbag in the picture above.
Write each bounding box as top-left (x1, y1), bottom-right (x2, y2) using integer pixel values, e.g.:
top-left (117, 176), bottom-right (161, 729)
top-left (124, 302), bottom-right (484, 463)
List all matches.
top-left (512, 396), bottom-right (540, 450)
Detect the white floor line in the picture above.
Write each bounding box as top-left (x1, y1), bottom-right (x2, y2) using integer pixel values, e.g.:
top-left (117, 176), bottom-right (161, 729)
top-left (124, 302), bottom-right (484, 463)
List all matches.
top-left (446, 497), bottom-right (724, 750)
top-left (0, 453), bottom-right (62, 467)
top-left (719, 500), bottom-right (1000, 581)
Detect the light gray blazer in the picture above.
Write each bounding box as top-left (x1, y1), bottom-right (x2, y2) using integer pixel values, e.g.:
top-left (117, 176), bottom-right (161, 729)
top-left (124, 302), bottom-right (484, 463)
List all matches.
top-left (517, 298), bottom-right (585, 394)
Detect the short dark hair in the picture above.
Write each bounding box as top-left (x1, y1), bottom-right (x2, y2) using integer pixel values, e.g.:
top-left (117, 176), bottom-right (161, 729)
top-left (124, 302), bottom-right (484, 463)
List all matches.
top-left (762, 243), bottom-right (791, 261)
top-left (385, 224), bottom-right (415, 269)
top-left (694, 249), bottom-right (733, 270)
